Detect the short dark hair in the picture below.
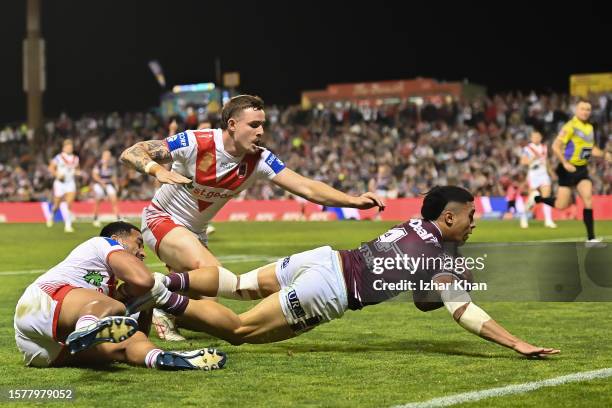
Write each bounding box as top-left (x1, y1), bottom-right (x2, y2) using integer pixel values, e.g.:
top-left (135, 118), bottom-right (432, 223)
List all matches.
top-left (421, 186), bottom-right (474, 221)
top-left (220, 94), bottom-right (264, 130)
top-left (99, 221), bottom-right (140, 238)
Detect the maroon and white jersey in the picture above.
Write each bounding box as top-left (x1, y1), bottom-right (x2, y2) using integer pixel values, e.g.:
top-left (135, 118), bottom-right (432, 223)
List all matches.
top-left (340, 219), bottom-right (461, 310)
top-left (522, 143), bottom-right (548, 173)
top-left (151, 129), bottom-right (286, 233)
top-left (52, 153), bottom-right (79, 183)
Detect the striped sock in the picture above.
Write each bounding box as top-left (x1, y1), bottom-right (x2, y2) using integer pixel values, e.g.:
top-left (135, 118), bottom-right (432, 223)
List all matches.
top-left (163, 293), bottom-right (190, 316)
top-left (166, 272), bottom-right (190, 292)
top-left (145, 348), bottom-right (163, 369)
top-left (75, 315), bottom-right (99, 331)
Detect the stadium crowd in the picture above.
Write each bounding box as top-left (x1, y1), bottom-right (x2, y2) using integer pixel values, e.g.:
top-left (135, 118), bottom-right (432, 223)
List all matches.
top-left (0, 92), bottom-right (610, 202)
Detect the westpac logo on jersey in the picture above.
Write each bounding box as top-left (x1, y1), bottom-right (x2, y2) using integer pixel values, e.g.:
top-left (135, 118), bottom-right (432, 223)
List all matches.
top-left (166, 132), bottom-right (189, 151)
top-left (408, 219), bottom-right (439, 246)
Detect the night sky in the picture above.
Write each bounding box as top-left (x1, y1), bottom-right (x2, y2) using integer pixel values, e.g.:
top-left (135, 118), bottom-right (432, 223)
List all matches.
top-left (1, 0), bottom-right (610, 124)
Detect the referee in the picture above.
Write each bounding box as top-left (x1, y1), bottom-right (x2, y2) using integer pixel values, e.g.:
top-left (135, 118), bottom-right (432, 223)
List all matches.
top-left (536, 99), bottom-right (612, 242)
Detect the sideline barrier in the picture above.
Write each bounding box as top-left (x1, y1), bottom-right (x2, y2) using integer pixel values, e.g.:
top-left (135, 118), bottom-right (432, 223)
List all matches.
top-left (0, 196), bottom-right (610, 223)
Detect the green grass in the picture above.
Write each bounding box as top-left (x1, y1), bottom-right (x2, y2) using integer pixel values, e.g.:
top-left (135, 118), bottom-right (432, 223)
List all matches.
top-left (0, 220), bottom-right (611, 407)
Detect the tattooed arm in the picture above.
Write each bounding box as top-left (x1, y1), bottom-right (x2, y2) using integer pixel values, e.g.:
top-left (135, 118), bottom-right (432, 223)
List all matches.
top-left (120, 140), bottom-right (191, 185)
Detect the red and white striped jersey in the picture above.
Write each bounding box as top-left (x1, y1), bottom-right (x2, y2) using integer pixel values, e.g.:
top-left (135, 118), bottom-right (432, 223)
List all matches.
top-left (34, 237), bottom-right (124, 296)
top-left (522, 142), bottom-right (548, 171)
top-left (150, 129), bottom-right (286, 233)
top-left (52, 153), bottom-right (79, 183)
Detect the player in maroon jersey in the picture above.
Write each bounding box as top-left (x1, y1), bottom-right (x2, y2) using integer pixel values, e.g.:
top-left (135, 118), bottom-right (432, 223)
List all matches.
top-left (134, 186), bottom-right (559, 358)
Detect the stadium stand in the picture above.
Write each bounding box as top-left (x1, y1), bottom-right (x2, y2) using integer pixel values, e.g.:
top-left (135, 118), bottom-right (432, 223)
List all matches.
top-left (0, 92), bottom-right (610, 203)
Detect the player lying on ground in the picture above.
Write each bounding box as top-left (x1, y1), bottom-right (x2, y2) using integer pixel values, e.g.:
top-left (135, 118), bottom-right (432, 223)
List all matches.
top-left (14, 221), bottom-right (226, 370)
top-left (135, 186), bottom-right (559, 358)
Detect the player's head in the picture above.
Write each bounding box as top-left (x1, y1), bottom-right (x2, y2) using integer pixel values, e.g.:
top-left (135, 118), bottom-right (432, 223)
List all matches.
top-left (575, 99), bottom-right (592, 122)
top-left (101, 150), bottom-right (112, 162)
top-left (221, 94), bottom-right (265, 154)
top-left (530, 130), bottom-right (543, 144)
top-left (100, 221), bottom-right (145, 261)
top-left (421, 186), bottom-right (475, 244)
top-left (62, 139), bottom-right (74, 154)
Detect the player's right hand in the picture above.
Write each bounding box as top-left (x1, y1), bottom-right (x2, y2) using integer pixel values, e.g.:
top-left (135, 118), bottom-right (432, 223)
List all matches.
top-left (513, 340), bottom-right (560, 358)
top-left (155, 167), bottom-right (191, 185)
top-left (562, 162), bottom-right (576, 173)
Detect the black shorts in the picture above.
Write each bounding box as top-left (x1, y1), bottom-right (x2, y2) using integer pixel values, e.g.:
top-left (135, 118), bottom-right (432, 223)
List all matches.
top-left (556, 164), bottom-right (590, 187)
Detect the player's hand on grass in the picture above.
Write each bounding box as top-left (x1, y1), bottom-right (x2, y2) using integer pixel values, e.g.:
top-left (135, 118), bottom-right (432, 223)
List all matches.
top-left (562, 162), bottom-right (576, 173)
top-left (513, 340), bottom-right (560, 358)
top-left (153, 167), bottom-right (192, 185)
top-left (353, 192), bottom-right (386, 211)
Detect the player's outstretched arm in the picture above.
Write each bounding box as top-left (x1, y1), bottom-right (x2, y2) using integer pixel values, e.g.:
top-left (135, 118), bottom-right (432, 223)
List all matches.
top-left (435, 276), bottom-right (559, 358)
top-left (272, 168), bottom-right (385, 210)
top-left (120, 140), bottom-right (190, 185)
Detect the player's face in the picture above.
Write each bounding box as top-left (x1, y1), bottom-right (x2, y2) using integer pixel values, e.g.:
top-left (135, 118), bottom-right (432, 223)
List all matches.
top-left (530, 132), bottom-right (542, 144)
top-left (447, 201), bottom-right (476, 244)
top-left (102, 150), bottom-right (111, 162)
top-left (229, 108), bottom-right (266, 154)
top-left (115, 230), bottom-right (146, 261)
top-left (576, 102), bottom-right (591, 122)
top-left (63, 143), bottom-right (74, 154)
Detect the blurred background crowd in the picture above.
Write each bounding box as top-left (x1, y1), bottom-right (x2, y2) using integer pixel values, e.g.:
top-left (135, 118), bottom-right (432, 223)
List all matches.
top-left (1, 92), bottom-right (610, 203)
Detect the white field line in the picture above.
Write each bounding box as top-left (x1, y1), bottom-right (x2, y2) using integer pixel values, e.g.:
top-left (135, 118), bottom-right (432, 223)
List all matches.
top-left (0, 255), bottom-right (278, 276)
top-left (393, 367), bottom-right (612, 408)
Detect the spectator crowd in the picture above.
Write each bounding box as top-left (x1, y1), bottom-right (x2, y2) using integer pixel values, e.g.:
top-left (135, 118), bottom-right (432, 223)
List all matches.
top-left (0, 92), bottom-right (610, 203)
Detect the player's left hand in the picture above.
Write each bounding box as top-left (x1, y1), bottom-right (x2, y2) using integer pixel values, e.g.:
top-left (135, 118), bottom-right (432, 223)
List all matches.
top-left (513, 340), bottom-right (560, 358)
top-left (353, 192), bottom-right (386, 211)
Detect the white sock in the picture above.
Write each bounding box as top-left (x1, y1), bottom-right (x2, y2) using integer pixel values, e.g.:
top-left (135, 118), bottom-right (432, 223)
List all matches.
top-left (75, 314), bottom-right (99, 331)
top-left (145, 348), bottom-right (163, 369)
top-left (543, 204), bottom-right (553, 223)
top-left (60, 202), bottom-right (72, 228)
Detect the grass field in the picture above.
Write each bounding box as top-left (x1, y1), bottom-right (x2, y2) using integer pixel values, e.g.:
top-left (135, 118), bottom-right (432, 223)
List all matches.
top-left (0, 220), bottom-right (611, 407)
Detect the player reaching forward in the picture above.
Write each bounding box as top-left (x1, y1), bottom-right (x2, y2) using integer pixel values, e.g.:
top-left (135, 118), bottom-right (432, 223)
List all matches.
top-left (137, 186), bottom-right (559, 358)
top-left (120, 95), bottom-right (384, 340)
top-left (522, 130), bottom-right (556, 228)
top-left (14, 221), bottom-right (226, 370)
top-left (46, 139), bottom-right (80, 233)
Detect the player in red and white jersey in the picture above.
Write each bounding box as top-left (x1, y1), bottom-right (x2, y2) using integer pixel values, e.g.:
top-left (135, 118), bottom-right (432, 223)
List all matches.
top-left (521, 130), bottom-right (556, 228)
top-left (121, 95), bottom-right (384, 340)
top-left (14, 221), bottom-right (226, 370)
top-left (120, 95), bottom-right (384, 275)
top-left (46, 139), bottom-right (80, 232)
top-left (137, 186), bottom-right (559, 358)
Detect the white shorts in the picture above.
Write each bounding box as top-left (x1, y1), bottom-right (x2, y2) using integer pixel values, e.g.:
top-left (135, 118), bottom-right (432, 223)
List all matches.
top-left (141, 204), bottom-right (208, 255)
top-left (93, 183), bottom-right (117, 200)
top-left (275, 246), bottom-right (348, 333)
top-left (14, 284), bottom-right (75, 367)
top-left (53, 180), bottom-right (76, 197)
top-left (528, 170), bottom-right (551, 190)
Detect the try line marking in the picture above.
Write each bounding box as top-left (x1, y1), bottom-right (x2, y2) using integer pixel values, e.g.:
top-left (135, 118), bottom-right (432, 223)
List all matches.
top-left (392, 367), bottom-right (612, 408)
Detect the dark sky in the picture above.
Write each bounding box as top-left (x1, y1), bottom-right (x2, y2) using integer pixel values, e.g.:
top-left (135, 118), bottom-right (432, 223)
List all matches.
top-left (1, 1), bottom-right (610, 124)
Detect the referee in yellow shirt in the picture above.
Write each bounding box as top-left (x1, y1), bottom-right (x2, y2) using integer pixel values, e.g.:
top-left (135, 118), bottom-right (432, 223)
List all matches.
top-left (536, 99), bottom-right (612, 242)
